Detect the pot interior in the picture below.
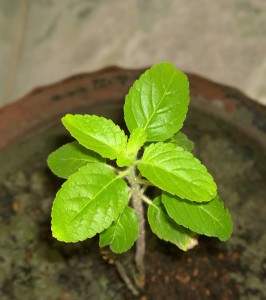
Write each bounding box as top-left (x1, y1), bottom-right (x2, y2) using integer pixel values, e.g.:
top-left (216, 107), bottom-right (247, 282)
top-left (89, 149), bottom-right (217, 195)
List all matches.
top-left (0, 101), bottom-right (265, 299)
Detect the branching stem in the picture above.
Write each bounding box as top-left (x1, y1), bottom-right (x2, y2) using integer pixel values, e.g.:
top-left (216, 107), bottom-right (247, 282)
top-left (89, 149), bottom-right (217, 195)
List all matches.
top-left (126, 166), bottom-right (146, 290)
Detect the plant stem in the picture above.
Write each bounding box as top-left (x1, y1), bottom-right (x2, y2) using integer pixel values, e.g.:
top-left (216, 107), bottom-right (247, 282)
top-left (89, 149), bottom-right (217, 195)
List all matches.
top-left (127, 167), bottom-right (146, 290)
top-left (141, 194), bottom-right (154, 206)
top-left (114, 260), bottom-right (139, 296)
top-left (100, 248), bottom-right (139, 296)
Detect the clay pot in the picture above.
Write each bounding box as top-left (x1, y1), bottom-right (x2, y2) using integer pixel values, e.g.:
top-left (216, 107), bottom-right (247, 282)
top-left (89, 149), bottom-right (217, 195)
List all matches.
top-left (0, 67), bottom-right (265, 299)
top-left (1, 67), bottom-right (265, 151)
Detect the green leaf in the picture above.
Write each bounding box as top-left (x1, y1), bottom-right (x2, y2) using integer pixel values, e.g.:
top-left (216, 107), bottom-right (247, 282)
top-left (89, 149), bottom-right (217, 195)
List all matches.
top-left (148, 197), bottom-right (197, 251)
top-left (51, 163), bottom-right (129, 242)
top-left (116, 127), bottom-right (147, 167)
top-left (47, 142), bottom-right (104, 179)
top-left (124, 62), bottom-right (190, 142)
top-left (167, 131), bottom-right (194, 152)
top-left (137, 142), bottom-right (217, 202)
top-left (126, 127), bottom-right (147, 157)
top-left (62, 114), bottom-right (127, 160)
top-left (99, 206), bottom-right (138, 253)
top-left (162, 193), bottom-right (233, 241)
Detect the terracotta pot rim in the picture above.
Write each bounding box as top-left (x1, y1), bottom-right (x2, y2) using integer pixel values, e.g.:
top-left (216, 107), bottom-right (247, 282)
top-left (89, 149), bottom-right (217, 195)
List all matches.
top-left (0, 66), bottom-right (265, 152)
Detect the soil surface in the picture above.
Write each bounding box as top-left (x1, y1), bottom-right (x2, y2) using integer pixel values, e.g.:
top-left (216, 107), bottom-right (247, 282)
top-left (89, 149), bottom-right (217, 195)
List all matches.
top-left (0, 109), bottom-right (265, 300)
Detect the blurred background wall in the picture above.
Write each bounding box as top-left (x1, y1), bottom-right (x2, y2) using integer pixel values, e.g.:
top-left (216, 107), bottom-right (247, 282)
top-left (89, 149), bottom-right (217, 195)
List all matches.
top-left (1, 0), bottom-right (266, 107)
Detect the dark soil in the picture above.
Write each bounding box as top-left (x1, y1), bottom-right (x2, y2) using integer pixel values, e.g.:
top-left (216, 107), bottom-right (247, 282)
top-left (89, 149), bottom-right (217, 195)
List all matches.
top-left (0, 110), bottom-right (265, 300)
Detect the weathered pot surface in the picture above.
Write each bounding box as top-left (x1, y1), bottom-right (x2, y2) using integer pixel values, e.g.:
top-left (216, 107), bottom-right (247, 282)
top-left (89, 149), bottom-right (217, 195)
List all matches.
top-left (0, 67), bottom-right (265, 299)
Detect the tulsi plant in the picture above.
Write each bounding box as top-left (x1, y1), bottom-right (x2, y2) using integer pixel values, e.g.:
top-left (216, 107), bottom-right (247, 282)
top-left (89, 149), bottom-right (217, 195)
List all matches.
top-left (48, 62), bottom-right (233, 290)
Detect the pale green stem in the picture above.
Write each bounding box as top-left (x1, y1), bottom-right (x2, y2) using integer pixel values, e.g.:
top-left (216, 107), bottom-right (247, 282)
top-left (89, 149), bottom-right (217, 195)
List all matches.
top-left (141, 194), bottom-right (154, 206)
top-left (117, 166), bottom-right (132, 178)
top-left (135, 178), bottom-right (152, 186)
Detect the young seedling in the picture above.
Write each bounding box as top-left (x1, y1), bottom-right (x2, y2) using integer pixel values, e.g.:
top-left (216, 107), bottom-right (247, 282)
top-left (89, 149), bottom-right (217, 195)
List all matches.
top-left (47, 62), bottom-right (233, 292)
